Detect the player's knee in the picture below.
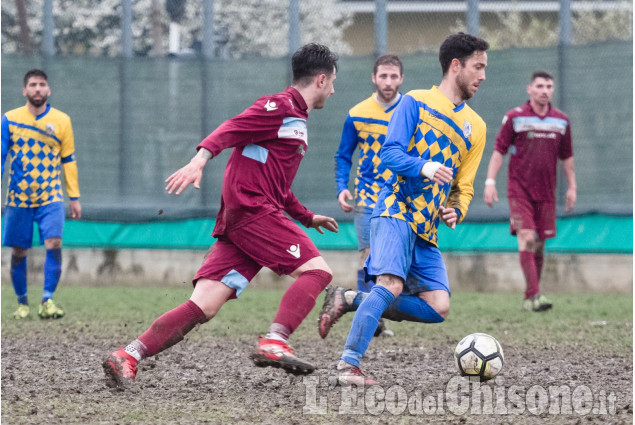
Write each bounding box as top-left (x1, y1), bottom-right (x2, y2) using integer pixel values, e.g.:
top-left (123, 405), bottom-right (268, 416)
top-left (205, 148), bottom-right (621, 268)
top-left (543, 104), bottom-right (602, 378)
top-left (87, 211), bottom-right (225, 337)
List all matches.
top-left (435, 303), bottom-right (450, 320)
top-left (45, 237), bottom-right (62, 250)
top-left (12, 247), bottom-right (28, 257)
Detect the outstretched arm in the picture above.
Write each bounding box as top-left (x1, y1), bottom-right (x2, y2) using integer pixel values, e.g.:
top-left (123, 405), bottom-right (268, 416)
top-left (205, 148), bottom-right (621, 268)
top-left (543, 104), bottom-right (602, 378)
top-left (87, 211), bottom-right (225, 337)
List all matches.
top-left (165, 148), bottom-right (213, 195)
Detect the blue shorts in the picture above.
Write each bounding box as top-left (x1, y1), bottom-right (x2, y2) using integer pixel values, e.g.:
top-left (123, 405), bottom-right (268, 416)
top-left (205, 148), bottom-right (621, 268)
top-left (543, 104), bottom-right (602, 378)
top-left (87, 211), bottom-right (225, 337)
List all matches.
top-left (364, 216), bottom-right (450, 296)
top-left (2, 202), bottom-right (65, 248)
top-left (353, 205), bottom-right (373, 250)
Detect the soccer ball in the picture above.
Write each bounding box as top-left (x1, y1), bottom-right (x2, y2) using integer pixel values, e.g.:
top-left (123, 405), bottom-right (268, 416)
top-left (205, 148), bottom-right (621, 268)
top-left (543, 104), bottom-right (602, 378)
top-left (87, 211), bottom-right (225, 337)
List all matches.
top-left (454, 333), bottom-right (504, 381)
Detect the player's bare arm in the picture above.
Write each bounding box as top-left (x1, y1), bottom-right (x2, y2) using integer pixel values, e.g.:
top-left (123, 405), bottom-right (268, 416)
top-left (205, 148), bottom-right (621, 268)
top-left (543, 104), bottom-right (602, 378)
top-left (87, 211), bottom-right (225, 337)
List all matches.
top-left (562, 156), bottom-right (577, 212)
top-left (311, 215), bottom-right (339, 234)
top-left (337, 189), bottom-right (354, 212)
top-left (439, 205), bottom-right (457, 229)
top-left (165, 148), bottom-right (213, 195)
top-left (483, 150), bottom-right (503, 207)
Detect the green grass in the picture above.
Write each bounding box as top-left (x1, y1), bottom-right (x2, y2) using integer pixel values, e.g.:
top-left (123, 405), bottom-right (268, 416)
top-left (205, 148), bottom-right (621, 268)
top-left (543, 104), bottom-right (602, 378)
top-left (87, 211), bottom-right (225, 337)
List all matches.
top-left (2, 284), bottom-right (632, 354)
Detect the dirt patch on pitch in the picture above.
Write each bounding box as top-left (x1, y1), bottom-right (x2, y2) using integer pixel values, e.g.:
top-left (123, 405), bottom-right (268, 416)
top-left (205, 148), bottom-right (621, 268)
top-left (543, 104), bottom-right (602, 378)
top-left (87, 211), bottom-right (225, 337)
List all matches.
top-left (2, 324), bottom-right (632, 425)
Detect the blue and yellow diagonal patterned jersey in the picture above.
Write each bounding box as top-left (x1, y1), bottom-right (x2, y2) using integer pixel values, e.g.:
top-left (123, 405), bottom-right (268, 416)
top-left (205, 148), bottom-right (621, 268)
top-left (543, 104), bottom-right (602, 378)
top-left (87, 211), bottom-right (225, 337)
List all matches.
top-left (1, 104), bottom-right (80, 208)
top-left (334, 94), bottom-right (402, 208)
top-left (375, 86), bottom-right (486, 246)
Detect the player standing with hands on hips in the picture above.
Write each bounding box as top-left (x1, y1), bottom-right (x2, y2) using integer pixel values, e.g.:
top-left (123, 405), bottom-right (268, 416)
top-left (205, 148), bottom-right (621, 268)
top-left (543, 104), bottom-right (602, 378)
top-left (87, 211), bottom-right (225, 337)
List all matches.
top-left (103, 43), bottom-right (339, 387)
top-left (320, 33), bottom-right (489, 386)
top-left (1, 69), bottom-right (81, 320)
top-left (329, 54), bottom-right (406, 339)
top-left (483, 70), bottom-right (576, 312)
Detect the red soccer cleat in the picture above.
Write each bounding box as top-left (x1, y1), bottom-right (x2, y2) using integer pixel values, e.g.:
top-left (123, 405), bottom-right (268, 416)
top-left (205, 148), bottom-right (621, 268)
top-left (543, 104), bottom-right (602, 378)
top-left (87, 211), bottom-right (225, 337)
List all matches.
top-left (103, 349), bottom-right (138, 388)
top-left (337, 360), bottom-right (379, 387)
top-left (250, 337), bottom-right (315, 375)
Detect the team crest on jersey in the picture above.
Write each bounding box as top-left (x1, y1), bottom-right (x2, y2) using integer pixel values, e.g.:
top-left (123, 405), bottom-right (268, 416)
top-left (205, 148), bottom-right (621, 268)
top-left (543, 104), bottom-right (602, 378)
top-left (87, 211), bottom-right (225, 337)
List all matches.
top-left (296, 145), bottom-right (306, 156)
top-left (462, 120), bottom-right (472, 138)
top-left (45, 123), bottom-right (55, 135)
top-left (264, 100), bottom-right (278, 111)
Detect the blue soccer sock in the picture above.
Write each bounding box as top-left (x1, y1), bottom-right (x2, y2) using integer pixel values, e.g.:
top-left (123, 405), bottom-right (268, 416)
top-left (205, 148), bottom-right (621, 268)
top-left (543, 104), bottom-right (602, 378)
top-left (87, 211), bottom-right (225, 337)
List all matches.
top-left (11, 255), bottom-right (28, 305)
top-left (382, 295), bottom-right (445, 323)
top-left (43, 249), bottom-right (62, 302)
top-left (341, 285), bottom-right (395, 367)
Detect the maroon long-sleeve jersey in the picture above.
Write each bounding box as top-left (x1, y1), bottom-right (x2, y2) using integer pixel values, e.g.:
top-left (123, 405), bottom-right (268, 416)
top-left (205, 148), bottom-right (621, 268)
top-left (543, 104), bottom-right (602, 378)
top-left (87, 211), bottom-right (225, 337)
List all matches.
top-left (198, 87), bottom-right (314, 237)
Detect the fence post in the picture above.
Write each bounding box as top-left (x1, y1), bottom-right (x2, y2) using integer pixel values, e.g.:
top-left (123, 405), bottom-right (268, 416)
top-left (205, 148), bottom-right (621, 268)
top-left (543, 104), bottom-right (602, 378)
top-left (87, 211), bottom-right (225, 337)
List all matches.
top-left (558, 0), bottom-right (572, 46)
top-left (122, 0), bottom-right (133, 58)
top-left (202, 0), bottom-right (215, 59)
top-left (467, 0), bottom-right (480, 36)
top-left (374, 0), bottom-right (388, 57)
top-left (42, 0), bottom-right (54, 56)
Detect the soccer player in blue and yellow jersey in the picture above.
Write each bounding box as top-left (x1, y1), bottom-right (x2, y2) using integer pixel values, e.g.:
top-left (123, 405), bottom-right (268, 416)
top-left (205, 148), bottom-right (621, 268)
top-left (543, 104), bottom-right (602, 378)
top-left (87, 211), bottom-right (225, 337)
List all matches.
top-left (1, 69), bottom-right (81, 320)
top-left (329, 55), bottom-right (404, 338)
top-left (320, 33), bottom-right (489, 386)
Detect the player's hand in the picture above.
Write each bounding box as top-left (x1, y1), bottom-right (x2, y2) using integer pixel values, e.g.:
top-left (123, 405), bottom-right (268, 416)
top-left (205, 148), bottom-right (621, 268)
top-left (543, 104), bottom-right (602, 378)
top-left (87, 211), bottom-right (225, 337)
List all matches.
top-left (421, 162), bottom-right (453, 185)
top-left (337, 190), bottom-right (354, 212)
top-left (432, 166), bottom-right (453, 185)
top-left (483, 185), bottom-right (498, 208)
top-left (69, 200), bottom-right (82, 219)
top-left (311, 215), bottom-right (338, 234)
top-left (565, 187), bottom-right (577, 212)
top-left (439, 205), bottom-right (457, 229)
top-left (165, 157), bottom-right (207, 195)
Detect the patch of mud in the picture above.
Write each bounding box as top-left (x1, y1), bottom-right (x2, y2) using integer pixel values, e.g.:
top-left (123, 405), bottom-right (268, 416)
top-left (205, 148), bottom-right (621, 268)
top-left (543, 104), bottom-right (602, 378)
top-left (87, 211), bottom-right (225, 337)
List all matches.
top-left (2, 327), bottom-right (632, 424)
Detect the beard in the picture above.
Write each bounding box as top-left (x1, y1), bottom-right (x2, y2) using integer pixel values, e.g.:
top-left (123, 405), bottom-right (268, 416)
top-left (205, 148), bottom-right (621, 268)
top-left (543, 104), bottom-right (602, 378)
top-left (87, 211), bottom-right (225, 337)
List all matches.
top-left (456, 73), bottom-right (473, 101)
top-left (27, 93), bottom-right (48, 108)
top-left (377, 88), bottom-right (397, 103)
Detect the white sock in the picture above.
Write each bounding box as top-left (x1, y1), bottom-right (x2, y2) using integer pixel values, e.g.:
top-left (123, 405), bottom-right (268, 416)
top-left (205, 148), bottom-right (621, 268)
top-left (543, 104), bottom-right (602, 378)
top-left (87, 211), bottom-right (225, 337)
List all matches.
top-left (264, 332), bottom-right (287, 343)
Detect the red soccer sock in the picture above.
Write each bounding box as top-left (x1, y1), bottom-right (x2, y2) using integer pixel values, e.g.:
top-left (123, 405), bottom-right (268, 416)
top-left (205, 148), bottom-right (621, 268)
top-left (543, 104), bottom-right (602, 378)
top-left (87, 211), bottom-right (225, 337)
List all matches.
top-left (534, 252), bottom-right (544, 282)
top-left (270, 269), bottom-right (332, 339)
top-left (519, 251), bottom-right (539, 299)
top-left (137, 300), bottom-right (207, 358)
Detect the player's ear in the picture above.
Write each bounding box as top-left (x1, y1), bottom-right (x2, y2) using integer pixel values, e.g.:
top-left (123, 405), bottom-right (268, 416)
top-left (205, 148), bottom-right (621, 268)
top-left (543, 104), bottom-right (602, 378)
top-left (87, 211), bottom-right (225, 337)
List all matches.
top-left (450, 58), bottom-right (462, 73)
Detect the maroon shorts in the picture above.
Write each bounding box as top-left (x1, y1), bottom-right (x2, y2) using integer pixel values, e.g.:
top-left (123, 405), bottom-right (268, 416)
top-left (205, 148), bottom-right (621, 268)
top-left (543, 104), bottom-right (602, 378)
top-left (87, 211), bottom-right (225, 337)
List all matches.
top-left (508, 197), bottom-right (556, 240)
top-left (193, 211), bottom-right (321, 297)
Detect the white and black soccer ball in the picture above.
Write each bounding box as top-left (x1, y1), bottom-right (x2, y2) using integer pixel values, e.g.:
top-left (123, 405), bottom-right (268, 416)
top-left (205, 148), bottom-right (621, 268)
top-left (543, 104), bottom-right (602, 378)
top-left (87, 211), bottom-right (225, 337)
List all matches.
top-left (454, 333), bottom-right (504, 381)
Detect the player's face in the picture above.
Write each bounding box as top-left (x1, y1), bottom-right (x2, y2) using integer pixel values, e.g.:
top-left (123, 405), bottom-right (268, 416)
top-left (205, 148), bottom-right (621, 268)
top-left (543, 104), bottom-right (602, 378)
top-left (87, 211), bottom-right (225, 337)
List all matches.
top-left (23, 76), bottom-right (50, 108)
top-left (372, 64), bottom-right (403, 103)
top-left (527, 77), bottom-right (554, 107)
top-left (456, 51), bottom-right (487, 101)
top-left (314, 68), bottom-right (336, 110)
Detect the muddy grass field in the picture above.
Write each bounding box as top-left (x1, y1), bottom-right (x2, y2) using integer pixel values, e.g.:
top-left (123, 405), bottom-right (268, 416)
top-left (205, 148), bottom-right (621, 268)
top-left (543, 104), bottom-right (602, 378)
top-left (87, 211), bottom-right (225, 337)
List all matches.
top-left (1, 286), bottom-right (632, 424)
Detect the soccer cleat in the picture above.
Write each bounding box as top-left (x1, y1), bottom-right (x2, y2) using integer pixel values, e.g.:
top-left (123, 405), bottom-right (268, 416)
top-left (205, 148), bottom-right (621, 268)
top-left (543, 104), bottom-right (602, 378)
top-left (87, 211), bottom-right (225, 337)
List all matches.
top-left (535, 294), bottom-right (553, 311)
top-left (38, 299), bottom-right (65, 319)
top-left (318, 286), bottom-right (352, 339)
top-left (103, 349), bottom-right (138, 387)
top-left (13, 304), bottom-right (30, 319)
top-left (250, 337), bottom-right (315, 375)
top-left (374, 318), bottom-right (395, 337)
top-left (522, 294), bottom-right (553, 312)
top-left (337, 360), bottom-right (378, 387)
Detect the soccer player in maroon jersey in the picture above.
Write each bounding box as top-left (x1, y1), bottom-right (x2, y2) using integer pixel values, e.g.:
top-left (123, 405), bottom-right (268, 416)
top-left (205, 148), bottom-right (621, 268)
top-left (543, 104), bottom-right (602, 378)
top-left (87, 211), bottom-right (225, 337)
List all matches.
top-left (103, 43), bottom-right (339, 387)
top-left (483, 70), bottom-right (577, 312)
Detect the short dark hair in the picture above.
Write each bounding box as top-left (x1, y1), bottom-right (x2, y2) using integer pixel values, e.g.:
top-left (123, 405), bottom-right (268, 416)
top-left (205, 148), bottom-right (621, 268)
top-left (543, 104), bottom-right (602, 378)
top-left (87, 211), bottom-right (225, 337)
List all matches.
top-left (23, 69), bottom-right (48, 87)
top-left (531, 70), bottom-right (554, 82)
top-left (292, 43), bottom-right (338, 86)
top-left (439, 33), bottom-right (489, 76)
top-left (373, 54), bottom-right (403, 76)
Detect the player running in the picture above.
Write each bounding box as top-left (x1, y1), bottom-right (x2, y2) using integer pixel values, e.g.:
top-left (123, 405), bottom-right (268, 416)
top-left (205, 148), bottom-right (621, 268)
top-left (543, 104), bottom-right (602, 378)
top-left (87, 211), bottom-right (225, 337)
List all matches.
top-left (330, 55), bottom-right (405, 338)
top-left (103, 43), bottom-right (339, 387)
top-left (320, 33), bottom-right (489, 386)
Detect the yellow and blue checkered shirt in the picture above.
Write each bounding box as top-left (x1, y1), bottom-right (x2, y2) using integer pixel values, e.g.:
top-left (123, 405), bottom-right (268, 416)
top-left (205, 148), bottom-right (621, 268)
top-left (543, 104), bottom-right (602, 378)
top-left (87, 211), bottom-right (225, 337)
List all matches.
top-left (334, 94), bottom-right (402, 208)
top-left (1, 104), bottom-right (80, 208)
top-left (375, 86), bottom-right (486, 246)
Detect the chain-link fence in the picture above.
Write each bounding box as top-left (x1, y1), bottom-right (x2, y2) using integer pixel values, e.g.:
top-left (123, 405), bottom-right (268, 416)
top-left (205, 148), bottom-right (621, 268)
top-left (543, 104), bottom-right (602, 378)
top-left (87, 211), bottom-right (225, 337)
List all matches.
top-left (1, 1), bottom-right (632, 223)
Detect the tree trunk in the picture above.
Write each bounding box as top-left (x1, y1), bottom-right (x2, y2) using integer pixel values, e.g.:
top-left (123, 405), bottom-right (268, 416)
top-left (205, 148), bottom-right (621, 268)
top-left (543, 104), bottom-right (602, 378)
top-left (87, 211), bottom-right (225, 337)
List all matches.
top-left (15, 0), bottom-right (32, 55)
